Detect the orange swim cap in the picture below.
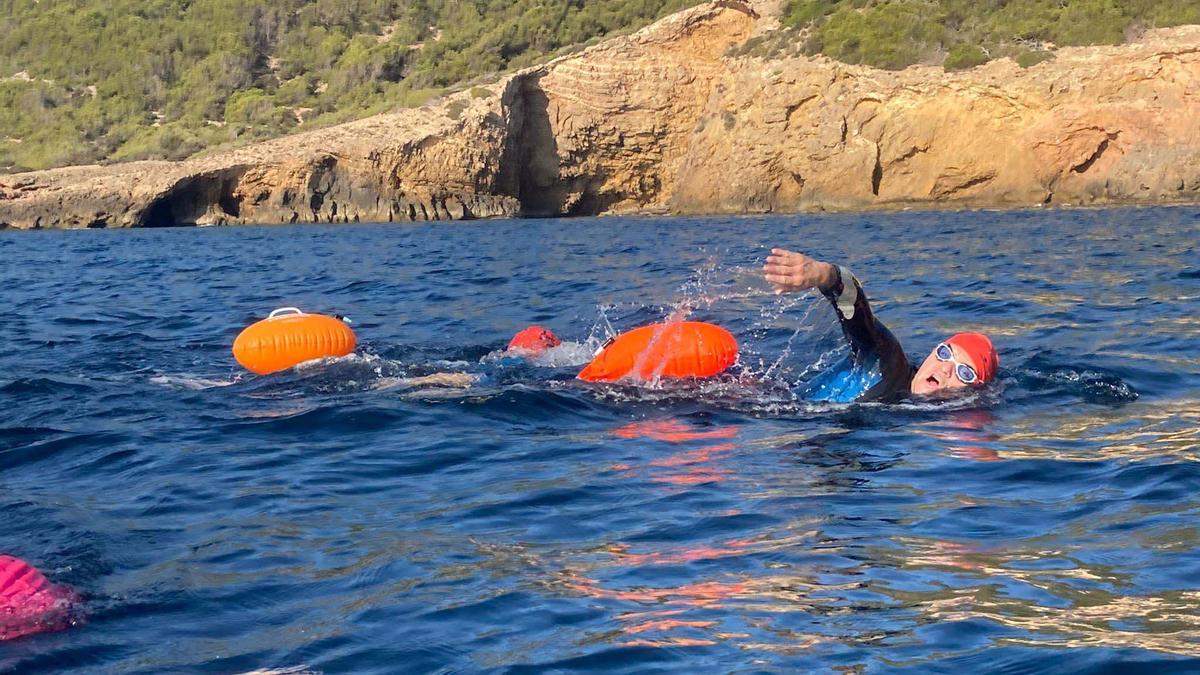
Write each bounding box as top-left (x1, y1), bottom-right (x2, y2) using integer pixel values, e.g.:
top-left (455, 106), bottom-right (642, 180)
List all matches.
top-left (507, 326), bottom-right (562, 353)
top-left (946, 332), bottom-right (999, 384)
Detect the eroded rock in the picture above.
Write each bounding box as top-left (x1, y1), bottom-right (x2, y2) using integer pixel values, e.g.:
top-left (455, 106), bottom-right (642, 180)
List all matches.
top-left (1, 1), bottom-right (1198, 229)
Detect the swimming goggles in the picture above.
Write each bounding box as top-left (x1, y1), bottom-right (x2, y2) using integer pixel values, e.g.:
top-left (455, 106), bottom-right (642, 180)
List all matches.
top-left (935, 343), bottom-right (978, 384)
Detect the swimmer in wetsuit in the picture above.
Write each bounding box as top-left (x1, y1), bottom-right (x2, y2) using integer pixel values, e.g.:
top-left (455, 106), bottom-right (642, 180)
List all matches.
top-left (380, 326), bottom-right (569, 391)
top-left (763, 248), bottom-right (999, 403)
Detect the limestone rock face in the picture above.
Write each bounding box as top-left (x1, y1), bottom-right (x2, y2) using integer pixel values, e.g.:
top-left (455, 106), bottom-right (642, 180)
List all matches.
top-left (0, 92), bottom-right (521, 229)
top-left (1, 0), bottom-right (1199, 229)
top-left (518, 1), bottom-right (1200, 214)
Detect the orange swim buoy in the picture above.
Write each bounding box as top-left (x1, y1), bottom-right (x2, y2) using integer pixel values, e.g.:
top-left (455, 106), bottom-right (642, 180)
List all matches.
top-left (578, 321), bottom-right (738, 383)
top-left (232, 307), bottom-right (356, 375)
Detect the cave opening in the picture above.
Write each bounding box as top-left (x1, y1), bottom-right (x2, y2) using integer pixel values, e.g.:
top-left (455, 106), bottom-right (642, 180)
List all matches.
top-left (218, 178), bottom-right (242, 217)
top-left (142, 197), bottom-right (176, 228)
top-left (501, 74), bottom-right (576, 218)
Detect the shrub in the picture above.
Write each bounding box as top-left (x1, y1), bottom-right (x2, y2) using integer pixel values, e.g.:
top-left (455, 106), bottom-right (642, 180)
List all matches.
top-left (818, 1), bottom-right (945, 70)
top-left (445, 99), bottom-right (468, 120)
top-left (275, 76), bottom-right (314, 107)
top-left (1150, 3), bottom-right (1200, 26)
top-left (1052, 0), bottom-right (1127, 46)
top-left (944, 42), bottom-right (988, 70)
top-left (224, 88), bottom-right (272, 124)
top-left (5, 0), bottom-right (1198, 169)
top-left (782, 0), bottom-right (837, 29)
top-left (1015, 49), bottom-right (1053, 68)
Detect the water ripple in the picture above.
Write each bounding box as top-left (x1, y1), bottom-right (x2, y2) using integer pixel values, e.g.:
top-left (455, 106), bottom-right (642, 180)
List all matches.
top-left (1, 209), bottom-right (1198, 671)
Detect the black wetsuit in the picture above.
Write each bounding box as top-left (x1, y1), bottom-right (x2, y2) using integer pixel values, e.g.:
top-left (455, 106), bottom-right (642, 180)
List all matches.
top-left (806, 265), bottom-right (914, 403)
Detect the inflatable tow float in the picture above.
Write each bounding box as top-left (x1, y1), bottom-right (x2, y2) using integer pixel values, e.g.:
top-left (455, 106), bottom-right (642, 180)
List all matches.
top-left (578, 321), bottom-right (738, 383)
top-left (233, 307), bottom-right (357, 375)
top-left (0, 555), bottom-right (78, 641)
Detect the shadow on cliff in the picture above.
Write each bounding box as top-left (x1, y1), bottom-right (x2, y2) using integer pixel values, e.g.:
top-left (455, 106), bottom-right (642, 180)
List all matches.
top-left (140, 170), bottom-right (248, 227)
top-left (505, 72), bottom-right (618, 218)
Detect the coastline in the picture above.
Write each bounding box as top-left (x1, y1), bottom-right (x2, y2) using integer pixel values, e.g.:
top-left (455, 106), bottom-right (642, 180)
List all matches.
top-left (3, 0), bottom-right (1199, 230)
top-left (7, 200), bottom-right (1196, 233)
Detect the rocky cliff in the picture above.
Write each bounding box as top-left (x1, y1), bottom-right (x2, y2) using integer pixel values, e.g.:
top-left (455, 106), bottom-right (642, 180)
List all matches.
top-left (2, 0), bottom-right (1198, 229)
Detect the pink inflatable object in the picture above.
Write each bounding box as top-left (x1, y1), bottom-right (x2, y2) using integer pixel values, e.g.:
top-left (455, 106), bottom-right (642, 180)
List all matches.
top-left (0, 555), bottom-right (78, 641)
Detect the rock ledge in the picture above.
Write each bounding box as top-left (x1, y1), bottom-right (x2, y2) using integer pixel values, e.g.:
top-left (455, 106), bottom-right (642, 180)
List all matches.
top-left (2, 2), bottom-right (1198, 229)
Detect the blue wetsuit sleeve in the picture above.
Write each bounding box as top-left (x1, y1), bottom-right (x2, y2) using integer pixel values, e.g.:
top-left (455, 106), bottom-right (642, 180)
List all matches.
top-left (821, 266), bottom-right (913, 402)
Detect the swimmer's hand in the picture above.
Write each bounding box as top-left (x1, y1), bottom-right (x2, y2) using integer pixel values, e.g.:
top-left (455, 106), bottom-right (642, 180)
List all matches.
top-left (763, 249), bottom-right (838, 294)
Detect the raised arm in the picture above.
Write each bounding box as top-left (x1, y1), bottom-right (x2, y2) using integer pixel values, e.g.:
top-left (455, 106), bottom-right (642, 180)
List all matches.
top-left (764, 249), bottom-right (884, 359)
top-left (763, 248), bottom-right (840, 295)
top-left (764, 248), bottom-right (912, 400)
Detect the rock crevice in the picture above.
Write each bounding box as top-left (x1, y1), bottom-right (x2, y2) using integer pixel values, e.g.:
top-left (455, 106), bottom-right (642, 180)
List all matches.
top-left (2, 1), bottom-right (1199, 229)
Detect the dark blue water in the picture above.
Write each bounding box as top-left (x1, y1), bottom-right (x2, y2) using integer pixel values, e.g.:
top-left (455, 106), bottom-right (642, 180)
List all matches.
top-left (2, 207), bottom-right (1199, 673)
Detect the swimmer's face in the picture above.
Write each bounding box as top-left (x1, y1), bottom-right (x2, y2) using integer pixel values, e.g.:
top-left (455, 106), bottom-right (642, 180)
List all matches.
top-left (911, 341), bottom-right (980, 396)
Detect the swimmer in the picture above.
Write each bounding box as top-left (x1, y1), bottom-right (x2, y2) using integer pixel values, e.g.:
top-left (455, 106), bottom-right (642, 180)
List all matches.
top-left (506, 325), bottom-right (562, 354)
top-left (763, 248), bottom-right (998, 402)
top-left (376, 326), bottom-right (573, 392)
top-left (390, 372), bottom-right (480, 389)
top-left (498, 325), bottom-right (594, 366)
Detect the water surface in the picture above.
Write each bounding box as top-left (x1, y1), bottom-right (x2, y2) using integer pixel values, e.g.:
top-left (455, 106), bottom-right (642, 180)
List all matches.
top-left (2, 207), bottom-right (1199, 673)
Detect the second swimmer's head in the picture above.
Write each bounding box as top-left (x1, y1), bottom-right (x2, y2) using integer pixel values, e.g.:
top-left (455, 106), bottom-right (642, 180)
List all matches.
top-left (507, 326), bottom-right (562, 354)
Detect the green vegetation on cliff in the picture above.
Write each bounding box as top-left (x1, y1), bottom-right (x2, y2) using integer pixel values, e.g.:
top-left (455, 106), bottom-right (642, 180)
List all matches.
top-left (0, 0), bottom-right (701, 172)
top-left (783, 0), bottom-right (1200, 71)
top-left (3, 0), bottom-right (1198, 174)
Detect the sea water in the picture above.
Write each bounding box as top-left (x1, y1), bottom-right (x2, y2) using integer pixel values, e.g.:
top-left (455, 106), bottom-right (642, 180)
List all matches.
top-left (1, 207), bottom-right (1198, 672)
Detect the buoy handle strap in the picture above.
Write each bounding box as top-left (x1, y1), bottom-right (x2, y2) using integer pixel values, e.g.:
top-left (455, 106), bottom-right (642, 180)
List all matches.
top-left (268, 307), bottom-right (305, 319)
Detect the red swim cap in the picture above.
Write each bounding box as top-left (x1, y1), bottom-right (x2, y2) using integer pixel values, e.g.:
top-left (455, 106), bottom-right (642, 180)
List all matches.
top-left (507, 326), bottom-right (562, 353)
top-left (946, 332), bottom-right (999, 384)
